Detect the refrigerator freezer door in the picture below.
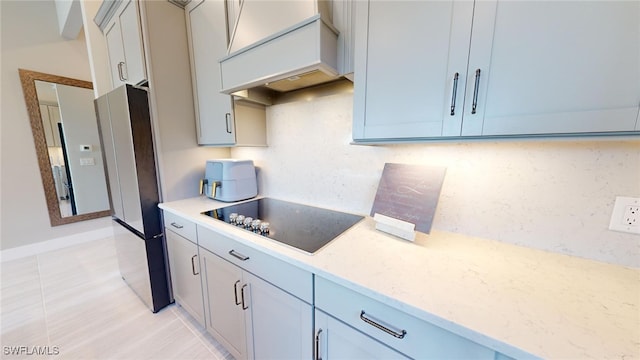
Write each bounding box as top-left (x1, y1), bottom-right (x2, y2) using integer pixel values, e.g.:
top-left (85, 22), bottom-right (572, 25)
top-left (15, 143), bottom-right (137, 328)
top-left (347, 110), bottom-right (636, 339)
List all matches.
top-left (113, 220), bottom-right (153, 309)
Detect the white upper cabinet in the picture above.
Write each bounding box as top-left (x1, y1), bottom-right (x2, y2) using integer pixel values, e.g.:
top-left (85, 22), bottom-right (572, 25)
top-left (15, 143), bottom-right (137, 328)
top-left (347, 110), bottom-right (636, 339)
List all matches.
top-left (353, 1), bottom-right (473, 140)
top-left (185, 0), bottom-right (267, 146)
top-left (186, 0), bottom-right (235, 145)
top-left (104, 0), bottom-right (147, 88)
top-left (353, 0), bottom-right (640, 142)
top-left (463, 0), bottom-right (640, 136)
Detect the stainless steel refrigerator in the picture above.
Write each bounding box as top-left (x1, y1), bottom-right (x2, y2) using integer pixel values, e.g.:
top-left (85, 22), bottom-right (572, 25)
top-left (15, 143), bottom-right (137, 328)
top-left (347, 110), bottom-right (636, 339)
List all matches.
top-left (95, 84), bottom-right (171, 313)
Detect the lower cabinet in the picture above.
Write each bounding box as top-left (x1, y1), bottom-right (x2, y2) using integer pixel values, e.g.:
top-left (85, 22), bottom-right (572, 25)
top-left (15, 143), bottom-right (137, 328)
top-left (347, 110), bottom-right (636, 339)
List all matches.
top-left (315, 309), bottom-right (409, 359)
top-left (163, 216), bottom-right (518, 360)
top-left (200, 248), bottom-right (248, 359)
top-left (315, 276), bottom-right (497, 359)
top-left (165, 229), bottom-right (205, 326)
top-left (200, 246), bottom-right (312, 360)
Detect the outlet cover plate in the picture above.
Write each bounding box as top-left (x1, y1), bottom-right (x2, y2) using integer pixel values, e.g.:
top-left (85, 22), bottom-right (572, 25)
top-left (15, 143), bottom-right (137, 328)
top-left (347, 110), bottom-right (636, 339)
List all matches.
top-left (609, 196), bottom-right (640, 235)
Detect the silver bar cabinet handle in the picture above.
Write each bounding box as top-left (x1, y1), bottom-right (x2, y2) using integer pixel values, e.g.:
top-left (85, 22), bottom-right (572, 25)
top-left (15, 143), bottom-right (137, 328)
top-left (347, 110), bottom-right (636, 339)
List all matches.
top-left (471, 68), bottom-right (481, 114)
top-left (170, 222), bottom-right (183, 229)
top-left (450, 72), bottom-right (459, 116)
top-left (117, 61), bottom-right (127, 81)
top-left (229, 249), bottom-right (249, 261)
top-left (233, 280), bottom-right (241, 305)
top-left (190, 255), bottom-right (199, 275)
top-left (240, 284), bottom-right (249, 310)
top-left (225, 113), bottom-right (232, 134)
top-left (360, 311), bottom-right (407, 339)
top-left (314, 328), bottom-right (323, 360)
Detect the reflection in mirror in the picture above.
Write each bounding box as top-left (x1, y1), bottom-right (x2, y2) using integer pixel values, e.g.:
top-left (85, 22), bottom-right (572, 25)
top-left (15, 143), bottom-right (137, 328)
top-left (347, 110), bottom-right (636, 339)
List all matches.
top-left (19, 69), bottom-right (111, 226)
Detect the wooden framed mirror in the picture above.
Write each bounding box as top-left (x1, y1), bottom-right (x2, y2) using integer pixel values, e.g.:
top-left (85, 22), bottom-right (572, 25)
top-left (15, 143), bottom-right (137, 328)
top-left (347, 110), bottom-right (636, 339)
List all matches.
top-left (19, 69), bottom-right (111, 226)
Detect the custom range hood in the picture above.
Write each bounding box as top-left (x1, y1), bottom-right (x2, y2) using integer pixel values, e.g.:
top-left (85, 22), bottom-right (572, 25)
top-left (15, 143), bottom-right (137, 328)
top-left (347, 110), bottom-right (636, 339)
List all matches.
top-left (220, 0), bottom-right (340, 105)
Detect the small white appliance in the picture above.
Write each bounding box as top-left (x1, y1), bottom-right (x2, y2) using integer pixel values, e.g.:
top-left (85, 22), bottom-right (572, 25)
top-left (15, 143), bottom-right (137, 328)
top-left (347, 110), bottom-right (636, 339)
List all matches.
top-left (199, 159), bottom-right (258, 202)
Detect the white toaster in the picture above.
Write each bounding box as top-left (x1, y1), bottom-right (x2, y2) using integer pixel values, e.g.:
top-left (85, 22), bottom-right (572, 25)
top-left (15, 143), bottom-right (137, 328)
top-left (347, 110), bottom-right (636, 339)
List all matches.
top-left (200, 159), bottom-right (257, 202)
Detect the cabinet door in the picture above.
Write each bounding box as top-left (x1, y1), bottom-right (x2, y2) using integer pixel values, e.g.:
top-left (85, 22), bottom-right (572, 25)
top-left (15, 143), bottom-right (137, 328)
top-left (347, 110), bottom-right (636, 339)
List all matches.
top-left (166, 230), bottom-right (205, 326)
top-left (463, 0), bottom-right (640, 136)
top-left (201, 249), bottom-right (248, 360)
top-left (105, 18), bottom-right (127, 88)
top-left (315, 310), bottom-right (409, 360)
top-left (186, 0), bottom-right (236, 145)
top-left (353, 0), bottom-right (474, 140)
top-left (118, 0), bottom-right (147, 86)
top-left (245, 272), bottom-right (312, 360)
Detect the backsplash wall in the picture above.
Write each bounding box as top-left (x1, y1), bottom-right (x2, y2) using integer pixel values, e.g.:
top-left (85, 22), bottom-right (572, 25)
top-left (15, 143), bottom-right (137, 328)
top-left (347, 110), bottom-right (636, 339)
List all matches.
top-left (231, 92), bottom-right (640, 268)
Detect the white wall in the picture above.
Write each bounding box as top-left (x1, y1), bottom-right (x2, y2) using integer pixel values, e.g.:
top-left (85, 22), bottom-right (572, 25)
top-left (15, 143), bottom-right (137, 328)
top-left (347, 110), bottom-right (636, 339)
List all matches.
top-left (1, 0), bottom-right (111, 250)
top-left (232, 92), bottom-right (640, 268)
top-left (79, 0), bottom-right (112, 98)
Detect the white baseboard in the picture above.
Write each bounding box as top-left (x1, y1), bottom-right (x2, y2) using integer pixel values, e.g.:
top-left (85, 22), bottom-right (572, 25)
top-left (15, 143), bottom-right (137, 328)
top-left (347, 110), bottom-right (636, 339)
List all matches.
top-left (0, 227), bottom-right (114, 262)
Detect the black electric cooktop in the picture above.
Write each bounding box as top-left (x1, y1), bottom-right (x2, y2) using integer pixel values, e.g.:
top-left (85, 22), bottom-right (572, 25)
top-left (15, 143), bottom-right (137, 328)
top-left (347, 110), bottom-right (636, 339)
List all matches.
top-left (202, 198), bottom-right (364, 254)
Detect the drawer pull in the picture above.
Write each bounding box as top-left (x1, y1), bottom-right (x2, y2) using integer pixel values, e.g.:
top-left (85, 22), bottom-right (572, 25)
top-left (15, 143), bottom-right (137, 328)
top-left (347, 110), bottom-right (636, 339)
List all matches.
top-left (450, 72), bottom-right (459, 116)
top-left (117, 61), bottom-right (127, 81)
top-left (190, 255), bottom-right (199, 275)
top-left (225, 113), bottom-right (232, 134)
top-left (360, 310), bottom-right (407, 339)
top-left (229, 249), bottom-right (250, 261)
top-left (241, 284), bottom-right (249, 310)
top-left (170, 222), bottom-right (184, 229)
top-left (471, 68), bottom-right (481, 114)
top-left (314, 328), bottom-right (323, 360)
top-left (233, 280), bottom-right (241, 305)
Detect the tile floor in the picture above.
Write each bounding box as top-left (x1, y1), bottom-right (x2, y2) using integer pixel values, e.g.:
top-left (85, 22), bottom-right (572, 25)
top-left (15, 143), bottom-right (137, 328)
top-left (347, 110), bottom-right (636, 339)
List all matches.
top-left (0, 237), bottom-right (233, 360)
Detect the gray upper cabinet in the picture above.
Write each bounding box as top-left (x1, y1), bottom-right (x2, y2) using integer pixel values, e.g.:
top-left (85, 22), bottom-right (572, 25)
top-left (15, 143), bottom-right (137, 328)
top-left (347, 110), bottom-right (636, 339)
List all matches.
top-left (353, 1), bottom-right (473, 141)
top-left (463, 0), bottom-right (640, 136)
top-left (104, 0), bottom-right (147, 89)
top-left (185, 0), bottom-right (267, 146)
top-left (186, 0), bottom-right (235, 145)
top-left (353, 0), bottom-right (640, 142)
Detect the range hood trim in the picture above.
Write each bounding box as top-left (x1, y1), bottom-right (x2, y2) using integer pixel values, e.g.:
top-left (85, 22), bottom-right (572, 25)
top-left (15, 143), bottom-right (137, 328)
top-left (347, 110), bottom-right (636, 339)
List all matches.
top-left (219, 14), bottom-right (340, 96)
top-left (220, 14), bottom-right (338, 61)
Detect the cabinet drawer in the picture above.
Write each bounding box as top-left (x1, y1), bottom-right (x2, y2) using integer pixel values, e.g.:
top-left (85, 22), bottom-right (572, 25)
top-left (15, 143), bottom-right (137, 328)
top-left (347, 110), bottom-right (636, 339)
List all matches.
top-left (315, 276), bottom-right (495, 359)
top-left (163, 211), bottom-right (197, 244)
top-left (197, 225), bottom-right (312, 304)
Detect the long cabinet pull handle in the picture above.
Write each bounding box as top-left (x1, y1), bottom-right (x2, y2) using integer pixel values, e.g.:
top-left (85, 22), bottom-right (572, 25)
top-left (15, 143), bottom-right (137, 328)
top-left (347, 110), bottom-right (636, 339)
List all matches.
top-left (240, 284), bottom-right (249, 310)
top-left (233, 280), bottom-right (241, 305)
top-left (314, 328), bottom-right (323, 360)
top-left (229, 249), bottom-right (249, 261)
top-left (225, 113), bottom-right (232, 134)
top-left (170, 222), bottom-right (183, 229)
top-left (360, 310), bottom-right (407, 339)
top-left (117, 61), bottom-right (127, 81)
top-left (190, 255), bottom-right (199, 275)
top-left (471, 68), bottom-right (481, 114)
top-left (450, 72), bottom-right (459, 116)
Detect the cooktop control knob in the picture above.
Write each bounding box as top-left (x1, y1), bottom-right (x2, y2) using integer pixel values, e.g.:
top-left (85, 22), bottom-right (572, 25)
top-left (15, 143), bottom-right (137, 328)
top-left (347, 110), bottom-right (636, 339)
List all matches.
top-left (251, 219), bottom-right (262, 232)
top-left (259, 222), bottom-right (270, 234)
top-left (235, 215), bottom-right (245, 226)
top-left (229, 213), bottom-right (238, 225)
top-left (243, 217), bottom-right (253, 228)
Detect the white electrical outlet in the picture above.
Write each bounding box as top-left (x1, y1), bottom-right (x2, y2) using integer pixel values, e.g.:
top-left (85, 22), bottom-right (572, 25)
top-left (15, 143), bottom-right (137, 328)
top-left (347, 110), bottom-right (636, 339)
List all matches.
top-left (609, 196), bottom-right (640, 235)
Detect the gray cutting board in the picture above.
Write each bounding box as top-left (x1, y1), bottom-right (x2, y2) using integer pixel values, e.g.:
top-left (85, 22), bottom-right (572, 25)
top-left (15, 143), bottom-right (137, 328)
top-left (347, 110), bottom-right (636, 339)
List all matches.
top-left (370, 163), bottom-right (446, 234)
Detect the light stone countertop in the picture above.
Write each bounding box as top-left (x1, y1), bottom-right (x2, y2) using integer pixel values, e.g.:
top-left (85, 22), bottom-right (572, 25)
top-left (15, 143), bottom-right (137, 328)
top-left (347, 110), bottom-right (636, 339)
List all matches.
top-left (159, 196), bottom-right (640, 360)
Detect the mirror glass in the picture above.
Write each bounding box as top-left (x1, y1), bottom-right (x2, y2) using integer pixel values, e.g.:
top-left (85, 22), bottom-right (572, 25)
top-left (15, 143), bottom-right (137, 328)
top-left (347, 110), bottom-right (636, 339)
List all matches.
top-left (19, 69), bottom-right (111, 226)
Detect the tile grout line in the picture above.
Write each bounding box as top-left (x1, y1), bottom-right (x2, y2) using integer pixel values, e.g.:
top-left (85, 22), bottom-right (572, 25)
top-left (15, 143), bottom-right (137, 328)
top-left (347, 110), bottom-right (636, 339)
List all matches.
top-left (34, 254), bottom-right (52, 348)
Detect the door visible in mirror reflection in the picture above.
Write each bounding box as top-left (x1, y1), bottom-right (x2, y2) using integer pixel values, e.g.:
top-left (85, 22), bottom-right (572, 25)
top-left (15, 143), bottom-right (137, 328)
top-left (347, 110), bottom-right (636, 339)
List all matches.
top-left (34, 80), bottom-right (110, 217)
